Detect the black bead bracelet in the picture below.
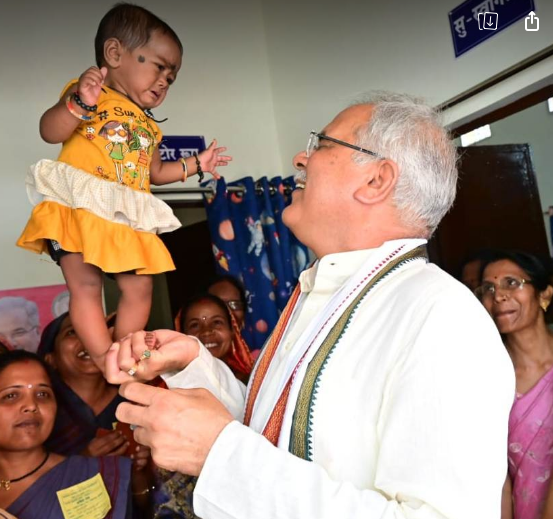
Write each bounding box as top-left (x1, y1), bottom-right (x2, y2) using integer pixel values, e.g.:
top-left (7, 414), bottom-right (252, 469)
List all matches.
top-left (72, 92), bottom-right (98, 113)
top-left (193, 152), bottom-right (204, 183)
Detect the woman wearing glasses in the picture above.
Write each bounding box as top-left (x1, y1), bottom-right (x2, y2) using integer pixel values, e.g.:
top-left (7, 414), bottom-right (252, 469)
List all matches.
top-left (476, 250), bottom-right (553, 519)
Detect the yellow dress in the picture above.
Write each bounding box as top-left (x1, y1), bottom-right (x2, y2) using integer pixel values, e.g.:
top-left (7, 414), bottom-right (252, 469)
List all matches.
top-left (17, 82), bottom-right (180, 275)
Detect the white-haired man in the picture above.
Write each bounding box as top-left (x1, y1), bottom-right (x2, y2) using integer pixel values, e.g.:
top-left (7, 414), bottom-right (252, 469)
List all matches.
top-left (0, 296), bottom-right (41, 352)
top-left (110, 93), bottom-right (515, 519)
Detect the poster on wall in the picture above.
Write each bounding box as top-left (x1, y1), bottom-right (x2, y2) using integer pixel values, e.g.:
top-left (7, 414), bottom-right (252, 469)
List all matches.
top-left (0, 284), bottom-right (69, 352)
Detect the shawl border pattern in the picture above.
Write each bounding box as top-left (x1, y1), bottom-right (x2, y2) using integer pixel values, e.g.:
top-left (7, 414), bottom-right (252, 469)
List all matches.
top-left (289, 246), bottom-right (428, 461)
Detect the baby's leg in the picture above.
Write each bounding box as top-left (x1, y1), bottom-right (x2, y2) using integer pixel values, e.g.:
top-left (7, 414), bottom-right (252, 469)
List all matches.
top-left (113, 273), bottom-right (153, 340)
top-left (59, 254), bottom-right (112, 367)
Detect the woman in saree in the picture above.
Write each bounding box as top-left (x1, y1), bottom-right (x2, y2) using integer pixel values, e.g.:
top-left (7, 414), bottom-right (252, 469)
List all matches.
top-left (36, 312), bottom-right (130, 457)
top-left (476, 250), bottom-right (553, 519)
top-left (175, 293), bottom-right (253, 383)
top-left (0, 350), bottom-right (132, 519)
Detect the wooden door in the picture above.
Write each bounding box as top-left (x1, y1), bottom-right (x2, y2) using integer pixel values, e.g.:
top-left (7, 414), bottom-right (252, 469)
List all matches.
top-left (428, 144), bottom-right (549, 275)
top-left (160, 219), bottom-right (217, 320)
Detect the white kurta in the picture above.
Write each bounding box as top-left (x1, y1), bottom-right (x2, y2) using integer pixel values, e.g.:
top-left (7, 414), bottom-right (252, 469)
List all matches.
top-left (164, 240), bottom-right (515, 519)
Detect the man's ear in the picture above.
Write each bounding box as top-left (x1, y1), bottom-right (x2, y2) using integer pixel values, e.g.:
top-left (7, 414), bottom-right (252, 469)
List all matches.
top-left (104, 38), bottom-right (124, 68)
top-left (353, 160), bottom-right (398, 205)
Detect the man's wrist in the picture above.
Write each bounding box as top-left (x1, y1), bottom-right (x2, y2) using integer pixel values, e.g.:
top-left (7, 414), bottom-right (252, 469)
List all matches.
top-left (168, 339), bottom-right (200, 373)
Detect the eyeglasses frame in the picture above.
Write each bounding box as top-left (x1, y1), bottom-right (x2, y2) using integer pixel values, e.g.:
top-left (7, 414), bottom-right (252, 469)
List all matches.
top-left (474, 277), bottom-right (532, 299)
top-left (307, 131), bottom-right (385, 160)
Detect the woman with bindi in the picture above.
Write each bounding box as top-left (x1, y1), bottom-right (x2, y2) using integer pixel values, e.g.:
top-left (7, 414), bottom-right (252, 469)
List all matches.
top-left (0, 350), bottom-right (132, 518)
top-left (476, 250), bottom-right (553, 519)
top-left (180, 294), bottom-right (252, 383)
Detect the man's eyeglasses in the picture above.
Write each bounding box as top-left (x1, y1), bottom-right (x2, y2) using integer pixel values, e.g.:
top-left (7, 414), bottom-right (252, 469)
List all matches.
top-left (306, 131), bottom-right (385, 159)
top-left (474, 276), bottom-right (532, 300)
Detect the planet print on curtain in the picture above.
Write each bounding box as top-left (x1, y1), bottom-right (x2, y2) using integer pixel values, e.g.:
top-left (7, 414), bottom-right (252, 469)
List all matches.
top-left (202, 176), bottom-right (309, 350)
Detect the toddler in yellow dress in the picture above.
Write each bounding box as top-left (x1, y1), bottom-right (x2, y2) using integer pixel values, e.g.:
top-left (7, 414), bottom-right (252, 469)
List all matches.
top-left (17, 3), bottom-right (231, 370)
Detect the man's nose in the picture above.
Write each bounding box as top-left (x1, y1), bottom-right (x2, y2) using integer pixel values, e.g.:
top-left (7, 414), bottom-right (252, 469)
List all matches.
top-left (292, 150), bottom-right (307, 171)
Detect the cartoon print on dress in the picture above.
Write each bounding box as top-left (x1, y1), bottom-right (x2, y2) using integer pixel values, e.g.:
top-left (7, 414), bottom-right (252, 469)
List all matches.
top-left (97, 109), bottom-right (109, 121)
top-left (124, 161), bottom-right (138, 180)
top-left (129, 126), bottom-right (155, 190)
top-left (85, 127), bottom-right (96, 141)
top-left (246, 216), bottom-right (264, 256)
top-left (95, 166), bottom-right (110, 181)
top-left (98, 120), bottom-right (131, 184)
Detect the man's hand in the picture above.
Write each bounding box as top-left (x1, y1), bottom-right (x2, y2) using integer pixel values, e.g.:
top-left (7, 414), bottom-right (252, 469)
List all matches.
top-left (77, 66), bottom-right (107, 107)
top-left (105, 330), bottom-right (201, 385)
top-left (116, 383), bottom-right (233, 476)
top-left (199, 139), bottom-right (232, 179)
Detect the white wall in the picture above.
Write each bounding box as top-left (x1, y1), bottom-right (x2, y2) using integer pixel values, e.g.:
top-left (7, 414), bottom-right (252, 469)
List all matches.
top-left (261, 0), bottom-right (553, 167)
top-left (0, 0), bottom-right (280, 289)
top-left (2, 0), bottom-right (553, 290)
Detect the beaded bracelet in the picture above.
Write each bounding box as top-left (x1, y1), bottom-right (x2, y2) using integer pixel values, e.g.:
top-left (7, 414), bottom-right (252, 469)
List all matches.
top-left (193, 152), bottom-right (204, 183)
top-left (72, 92), bottom-right (98, 113)
top-left (65, 95), bottom-right (94, 121)
top-left (179, 158), bottom-right (188, 182)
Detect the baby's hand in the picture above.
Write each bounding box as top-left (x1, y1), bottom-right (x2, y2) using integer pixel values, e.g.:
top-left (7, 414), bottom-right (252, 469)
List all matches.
top-left (130, 444), bottom-right (151, 472)
top-left (199, 139), bottom-right (232, 180)
top-left (77, 66), bottom-right (107, 107)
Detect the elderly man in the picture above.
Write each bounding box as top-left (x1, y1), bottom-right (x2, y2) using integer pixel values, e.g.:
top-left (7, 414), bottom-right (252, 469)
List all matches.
top-left (0, 296), bottom-right (41, 352)
top-left (109, 93), bottom-right (514, 519)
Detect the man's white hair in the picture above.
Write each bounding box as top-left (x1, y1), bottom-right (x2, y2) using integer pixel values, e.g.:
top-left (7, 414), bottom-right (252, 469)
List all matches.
top-left (0, 296), bottom-right (40, 327)
top-left (351, 92), bottom-right (458, 236)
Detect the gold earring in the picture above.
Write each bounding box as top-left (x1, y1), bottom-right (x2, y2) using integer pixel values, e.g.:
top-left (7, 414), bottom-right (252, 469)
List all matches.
top-left (541, 300), bottom-right (550, 312)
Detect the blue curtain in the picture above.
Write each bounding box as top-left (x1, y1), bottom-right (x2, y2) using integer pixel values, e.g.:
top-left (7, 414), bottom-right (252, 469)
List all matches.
top-left (202, 176), bottom-right (309, 350)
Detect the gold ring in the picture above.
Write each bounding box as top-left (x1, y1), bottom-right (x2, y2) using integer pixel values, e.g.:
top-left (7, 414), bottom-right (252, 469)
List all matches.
top-left (127, 364), bottom-right (139, 376)
top-left (139, 349), bottom-right (151, 361)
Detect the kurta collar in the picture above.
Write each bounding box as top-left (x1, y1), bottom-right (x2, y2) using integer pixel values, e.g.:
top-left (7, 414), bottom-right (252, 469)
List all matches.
top-left (299, 248), bottom-right (375, 294)
top-left (298, 239), bottom-right (427, 294)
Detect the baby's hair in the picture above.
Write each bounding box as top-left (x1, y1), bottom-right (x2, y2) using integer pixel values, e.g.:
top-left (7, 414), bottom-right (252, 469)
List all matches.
top-left (94, 2), bottom-right (183, 67)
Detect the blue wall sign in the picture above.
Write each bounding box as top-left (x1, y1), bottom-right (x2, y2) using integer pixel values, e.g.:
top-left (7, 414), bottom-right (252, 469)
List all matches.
top-left (449, 0), bottom-right (535, 58)
top-left (159, 135), bottom-right (206, 162)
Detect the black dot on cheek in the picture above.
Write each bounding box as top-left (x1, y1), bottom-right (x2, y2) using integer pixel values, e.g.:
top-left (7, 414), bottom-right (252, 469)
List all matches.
top-left (138, 55), bottom-right (145, 63)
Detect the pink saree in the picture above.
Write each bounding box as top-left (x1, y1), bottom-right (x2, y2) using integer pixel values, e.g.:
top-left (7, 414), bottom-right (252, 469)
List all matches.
top-left (509, 366), bottom-right (553, 519)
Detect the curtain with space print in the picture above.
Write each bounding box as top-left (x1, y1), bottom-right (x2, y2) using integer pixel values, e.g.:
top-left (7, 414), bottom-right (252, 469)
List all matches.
top-left (202, 176), bottom-right (309, 351)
